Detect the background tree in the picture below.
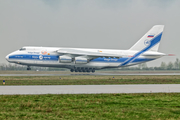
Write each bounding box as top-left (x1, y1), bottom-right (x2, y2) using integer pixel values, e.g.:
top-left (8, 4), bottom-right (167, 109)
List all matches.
top-left (138, 64), bottom-right (142, 70)
top-left (167, 62), bottom-right (173, 70)
top-left (174, 58), bottom-right (179, 70)
top-left (142, 63), bottom-right (148, 70)
top-left (160, 62), bottom-right (167, 70)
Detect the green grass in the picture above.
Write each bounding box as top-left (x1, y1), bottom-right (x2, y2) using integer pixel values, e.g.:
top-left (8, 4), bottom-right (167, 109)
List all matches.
top-left (1, 75), bottom-right (180, 85)
top-left (0, 93), bottom-right (180, 119)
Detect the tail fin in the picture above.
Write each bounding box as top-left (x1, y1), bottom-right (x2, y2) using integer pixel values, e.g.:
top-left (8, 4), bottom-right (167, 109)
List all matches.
top-left (130, 25), bottom-right (164, 52)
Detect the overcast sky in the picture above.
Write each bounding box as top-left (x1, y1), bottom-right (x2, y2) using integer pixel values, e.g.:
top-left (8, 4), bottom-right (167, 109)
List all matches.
top-left (0, 0), bottom-right (180, 67)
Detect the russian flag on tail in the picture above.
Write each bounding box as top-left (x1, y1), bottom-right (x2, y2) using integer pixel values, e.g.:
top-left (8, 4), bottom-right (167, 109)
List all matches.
top-left (147, 35), bottom-right (154, 38)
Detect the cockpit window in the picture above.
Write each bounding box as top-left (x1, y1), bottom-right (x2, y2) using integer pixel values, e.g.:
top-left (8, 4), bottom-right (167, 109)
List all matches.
top-left (19, 48), bottom-right (26, 51)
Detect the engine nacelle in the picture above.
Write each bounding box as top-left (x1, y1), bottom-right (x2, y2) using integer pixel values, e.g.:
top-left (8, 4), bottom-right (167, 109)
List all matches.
top-left (59, 56), bottom-right (72, 63)
top-left (75, 57), bottom-right (88, 64)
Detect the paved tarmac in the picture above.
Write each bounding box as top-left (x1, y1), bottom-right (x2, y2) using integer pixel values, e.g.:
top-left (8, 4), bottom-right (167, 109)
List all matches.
top-left (1, 73), bottom-right (180, 76)
top-left (0, 84), bottom-right (180, 95)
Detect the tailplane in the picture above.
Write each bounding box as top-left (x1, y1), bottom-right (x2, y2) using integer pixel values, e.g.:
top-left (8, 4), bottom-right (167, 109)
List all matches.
top-left (130, 25), bottom-right (164, 52)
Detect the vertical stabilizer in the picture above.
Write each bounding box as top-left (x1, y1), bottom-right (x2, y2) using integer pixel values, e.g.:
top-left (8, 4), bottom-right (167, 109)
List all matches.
top-left (130, 25), bottom-right (164, 52)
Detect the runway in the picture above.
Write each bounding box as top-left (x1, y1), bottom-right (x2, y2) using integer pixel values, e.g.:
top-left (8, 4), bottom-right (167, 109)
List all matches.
top-left (1, 73), bottom-right (180, 76)
top-left (1, 84), bottom-right (180, 95)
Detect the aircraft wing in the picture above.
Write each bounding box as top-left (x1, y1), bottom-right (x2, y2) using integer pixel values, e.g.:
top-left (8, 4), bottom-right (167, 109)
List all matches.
top-left (56, 48), bottom-right (122, 58)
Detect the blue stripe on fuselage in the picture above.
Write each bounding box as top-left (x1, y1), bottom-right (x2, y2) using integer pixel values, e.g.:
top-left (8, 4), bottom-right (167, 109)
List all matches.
top-left (91, 57), bottom-right (154, 63)
top-left (9, 55), bottom-right (154, 63)
top-left (9, 54), bottom-right (59, 61)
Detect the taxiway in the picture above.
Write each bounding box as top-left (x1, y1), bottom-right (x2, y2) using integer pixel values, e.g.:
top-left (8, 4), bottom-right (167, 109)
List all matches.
top-left (0, 84), bottom-right (180, 95)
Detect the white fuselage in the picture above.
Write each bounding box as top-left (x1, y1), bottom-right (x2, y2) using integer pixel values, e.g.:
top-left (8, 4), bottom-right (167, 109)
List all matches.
top-left (6, 46), bottom-right (165, 70)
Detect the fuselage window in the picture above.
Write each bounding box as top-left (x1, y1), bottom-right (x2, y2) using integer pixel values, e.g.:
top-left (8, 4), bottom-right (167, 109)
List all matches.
top-left (19, 48), bottom-right (26, 51)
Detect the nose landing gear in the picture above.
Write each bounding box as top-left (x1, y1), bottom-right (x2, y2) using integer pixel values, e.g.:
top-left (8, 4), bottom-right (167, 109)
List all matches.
top-left (27, 66), bottom-right (31, 70)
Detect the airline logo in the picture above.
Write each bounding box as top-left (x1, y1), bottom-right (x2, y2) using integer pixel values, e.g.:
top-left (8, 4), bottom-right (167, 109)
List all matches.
top-left (144, 39), bottom-right (150, 46)
top-left (39, 55), bottom-right (43, 60)
top-left (41, 50), bottom-right (47, 55)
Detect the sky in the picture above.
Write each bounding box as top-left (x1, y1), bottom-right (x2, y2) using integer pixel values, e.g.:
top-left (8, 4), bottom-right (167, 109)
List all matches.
top-left (0, 0), bottom-right (180, 67)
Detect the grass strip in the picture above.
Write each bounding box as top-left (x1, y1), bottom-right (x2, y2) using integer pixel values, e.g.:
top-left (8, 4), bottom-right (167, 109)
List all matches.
top-left (1, 76), bottom-right (180, 85)
top-left (0, 93), bottom-right (180, 119)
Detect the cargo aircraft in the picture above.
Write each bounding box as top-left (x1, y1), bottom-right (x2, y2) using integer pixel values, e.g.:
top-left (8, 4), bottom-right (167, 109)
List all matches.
top-left (6, 25), bottom-right (166, 73)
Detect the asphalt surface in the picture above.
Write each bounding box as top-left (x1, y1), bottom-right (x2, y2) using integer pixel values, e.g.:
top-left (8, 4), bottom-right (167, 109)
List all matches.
top-left (1, 73), bottom-right (180, 76)
top-left (0, 84), bottom-right (180, 95)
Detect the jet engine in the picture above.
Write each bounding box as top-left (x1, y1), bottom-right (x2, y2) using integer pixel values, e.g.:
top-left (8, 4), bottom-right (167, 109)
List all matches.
top-left (75, 57), bottom-right (88, 64)
top-left (59, 56), bottom-right (72, 63)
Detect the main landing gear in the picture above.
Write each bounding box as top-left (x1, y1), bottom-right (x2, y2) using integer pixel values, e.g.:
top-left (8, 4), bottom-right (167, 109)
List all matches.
top-left (27, 66), bottom-right (31, 70)
top-left (70, 68), bottom-right (95, 73)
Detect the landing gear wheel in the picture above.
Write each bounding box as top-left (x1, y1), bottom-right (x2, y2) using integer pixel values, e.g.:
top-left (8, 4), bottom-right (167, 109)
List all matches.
top-left (70, 69), bottom-right (74, 72)
top-left (92, 69), bottom-right (95, 73)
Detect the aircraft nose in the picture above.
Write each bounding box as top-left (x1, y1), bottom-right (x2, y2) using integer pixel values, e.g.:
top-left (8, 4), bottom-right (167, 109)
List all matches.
top-left (5, 55), bottom-right (9, 61)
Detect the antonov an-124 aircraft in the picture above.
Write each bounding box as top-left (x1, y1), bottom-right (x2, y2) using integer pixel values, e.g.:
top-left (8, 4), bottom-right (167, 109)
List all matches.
top-left (6, 25), bottom-right (167, 73)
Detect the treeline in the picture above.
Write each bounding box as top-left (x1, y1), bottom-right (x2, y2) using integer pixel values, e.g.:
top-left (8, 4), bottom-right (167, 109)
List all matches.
top-left (0, 58), bottom-right (180, 71)
top-left (121, 58), bottom-right (180, 70)
top-left (0, 63), bottom-right (67, 71)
